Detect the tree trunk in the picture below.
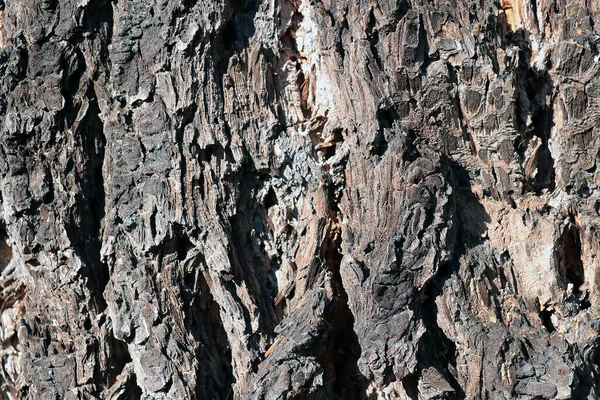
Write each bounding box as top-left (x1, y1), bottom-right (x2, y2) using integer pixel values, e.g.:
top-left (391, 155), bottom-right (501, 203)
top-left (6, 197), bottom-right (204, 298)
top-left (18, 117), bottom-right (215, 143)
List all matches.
top-left (0, 0), bottom-right (599, 398)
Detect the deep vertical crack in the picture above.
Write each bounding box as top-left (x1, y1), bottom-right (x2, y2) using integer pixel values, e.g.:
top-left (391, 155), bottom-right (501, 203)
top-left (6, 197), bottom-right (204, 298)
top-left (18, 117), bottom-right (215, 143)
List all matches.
top-left (76, 83), bottom-right (108, 313)
top-left (0, 223), bottom-right (12, 273)
top-left (319, 174), bottom-right (368, 399)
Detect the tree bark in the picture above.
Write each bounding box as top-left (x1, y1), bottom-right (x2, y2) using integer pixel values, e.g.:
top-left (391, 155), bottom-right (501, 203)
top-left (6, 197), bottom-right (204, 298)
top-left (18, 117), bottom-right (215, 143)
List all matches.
top-left (0, 0), bottom-right (599, 398)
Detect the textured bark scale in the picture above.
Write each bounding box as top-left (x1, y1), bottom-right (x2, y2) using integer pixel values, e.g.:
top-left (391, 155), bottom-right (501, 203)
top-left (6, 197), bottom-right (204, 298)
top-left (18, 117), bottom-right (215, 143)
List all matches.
top-left (0, 0), bottom-right (600, 399)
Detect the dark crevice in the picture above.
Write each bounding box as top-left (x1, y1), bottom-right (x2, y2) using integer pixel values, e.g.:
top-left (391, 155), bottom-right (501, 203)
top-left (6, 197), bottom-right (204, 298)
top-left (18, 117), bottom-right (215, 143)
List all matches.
top-left (573, 364), bottom-right (594, 400)
top-left (177, 235), bottom-right (194, 262)
top-left (554, 221), bottom-right (591, 314)
top-left (370, 107), bottom-right (398, 157)
top-left (308, 154), bottom-right (368, 398)
top-left (225, 170), bottom-right (282, 330)
top-left (117, 370), bottom-right (143, 400)
top-left (417, 245), bottom-right (466, 399)
top-left (411, 159), bottom-right (491, 399)
top-left (183, 263), bottom-right (235, 398)
top-left (59, 80), bottom-right (107, 316)
top-left (530, 0), bottom-right (540, 32)
top-left (0, 223), bottom-right (13, 273)
top-left (402, 130), bottom-right (421, 163)
top-left (181, 0), bottom-right (198, 10)
top-left (334, 12), bottom-right (349, 63)
top-left (319, 217), bottom-right (368, 399)
top-left (445, 158), bottom-right (490, 248)
top-left (402, 373), bottom-right (419, 399)
top-left (540, 308), bottom-right (556, 333)
top-left (263, 186), bottom-right (278, 209)
top-left (221, 19), bottom-right (237, 52)
top-left (519, 340), bottom-right (530, 361)
top-left (416, 251), bottom-right (465, 399)
top-left (130, 378), bottom-right (143, 400)
top-left (376, 107), bottom-right (398, 131)
top-left (555, 222), bottom-right (585, 291)
top-left (419, 14), bottom-right (436, 75)
top-left (298, 111), bottom-right (368, 397)
top-left (106, 335), bottom-right (132, 388)
top-left (216, 0), bottom-right (259, 71)
top-left (366, 9), bottom-right (383, 71)
top-left (83, 84), bottom-right (109, 313)
top-left (46, 2), bottom-right (114, 356)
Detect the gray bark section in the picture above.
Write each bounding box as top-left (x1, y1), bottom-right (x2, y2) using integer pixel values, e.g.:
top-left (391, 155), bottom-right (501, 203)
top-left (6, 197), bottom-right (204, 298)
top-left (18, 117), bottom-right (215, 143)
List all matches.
top-left (0, 0), bottom-right (599, 399)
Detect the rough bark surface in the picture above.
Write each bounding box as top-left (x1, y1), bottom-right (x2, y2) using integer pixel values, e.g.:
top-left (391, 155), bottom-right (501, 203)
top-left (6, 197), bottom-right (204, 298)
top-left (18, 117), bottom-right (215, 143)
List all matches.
top-left (0, 0), bottom-right (599, 398)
